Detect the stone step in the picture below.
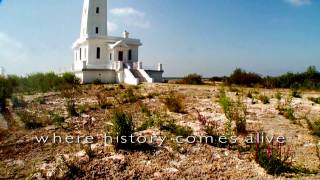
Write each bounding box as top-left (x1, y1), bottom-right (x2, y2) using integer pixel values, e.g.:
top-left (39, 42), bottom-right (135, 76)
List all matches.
top-left (130, 69), bottom-right (147, 83)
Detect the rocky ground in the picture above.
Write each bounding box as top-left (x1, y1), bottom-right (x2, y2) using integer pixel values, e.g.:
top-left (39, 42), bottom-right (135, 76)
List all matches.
top-left (0, 83), bottom-right (319, 179)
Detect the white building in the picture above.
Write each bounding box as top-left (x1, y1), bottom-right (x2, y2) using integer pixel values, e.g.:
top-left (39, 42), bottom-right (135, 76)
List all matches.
top-left (72, 0), bottom-right (164, 85)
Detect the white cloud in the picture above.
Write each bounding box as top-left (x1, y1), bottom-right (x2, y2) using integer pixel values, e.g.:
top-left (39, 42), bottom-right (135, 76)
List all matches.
top-left (107, 21), bottom-right (118, 33)
top-left (110, 7), bottom-right (150, 29)
top-left (111, 7), bottom-right (145, 17)
top-left (284, 0), bottom-right (312, 7)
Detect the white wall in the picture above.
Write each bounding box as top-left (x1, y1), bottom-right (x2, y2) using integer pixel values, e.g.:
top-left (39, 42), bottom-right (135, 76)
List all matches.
top-left (76, 70), bottom-right (116, 84)
top-left (145, 70), bottom-right (164, 83)
top-left (124, 69), bottom-right (139, 85)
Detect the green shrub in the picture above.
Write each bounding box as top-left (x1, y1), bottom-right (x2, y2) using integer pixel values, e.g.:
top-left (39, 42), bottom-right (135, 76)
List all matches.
top-left (179, 73), bottom-right (203, 85)
top-left (35, 97), bottom-right (46, 104)
top-left (275, 92), bottom-right (282, 101)
top-left (137, 113), bottom-right (163, 131)
top-left (258, 95), bottom-right (270, 104)
top-left (6, 72), bottom-right (79, 93)
top-left (96, 93), bottom-right (113, 109)
top-left (219, 89), bottom-right (247, 135)
top-left (308, 97), bottom-right (320, 104)
top-left (109, 110), bottom-right (134, 149)
top-left (162, 91), bottom-right (185, 113)
top-left (51, 114), bottom-right (65, 126)
top-left (283, 108), bottom-right (295, 121)
top-left (160, 120), bottom-right (193, 138)
top-left (141, 105), bottom-right (152, 117)
top-left (247, 91), bottom-right (253, 99)
top-left (226, 68), bottom-right (262, 87)
top-left (11, 95), bottom-right (27, 108)
top-left (93, 79), bottom-right (103, 85)
top-left (62, 73), bottom-right (80, 85)
top-left (313, 120), bottom-right (320, 137)
top-left (228, 86), bottom-right (240, 93)
top-left (17, 110), bottom-right (43, 129)
top-left (120, 88), bottom-right (140, 104)
top-left (78, 104), bottom-right (90, 114)
top-left (256, 143), bottom-right (294, 175)
top-left (291, 87), bottom-right (302, 98)
top-left (305, 118), bottom-right (320, 137)
top-left (278, 96), bottom-right (296, 121)
top-left (66, 99), bottom-right (78, 117)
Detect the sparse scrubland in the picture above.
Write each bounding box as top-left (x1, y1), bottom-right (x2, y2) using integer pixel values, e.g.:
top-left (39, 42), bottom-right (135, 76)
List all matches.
top-left (0, 69), bottom-right (320, 179)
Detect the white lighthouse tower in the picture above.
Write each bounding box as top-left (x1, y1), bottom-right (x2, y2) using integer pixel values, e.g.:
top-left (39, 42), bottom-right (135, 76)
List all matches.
top-left (72, 0), bottom-right (164, 84)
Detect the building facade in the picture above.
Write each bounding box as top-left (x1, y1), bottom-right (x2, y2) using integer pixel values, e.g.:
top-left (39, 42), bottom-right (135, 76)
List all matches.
top-left (72, 0), bottom-right (163, 85)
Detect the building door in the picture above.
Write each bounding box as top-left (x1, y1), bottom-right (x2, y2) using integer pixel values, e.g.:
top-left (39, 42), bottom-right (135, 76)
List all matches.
top-left (118, 51), bottom-right (123, 61)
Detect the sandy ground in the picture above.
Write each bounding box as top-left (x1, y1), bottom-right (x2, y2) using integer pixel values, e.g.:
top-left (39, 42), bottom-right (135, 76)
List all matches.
top-left (0, 83), bottom-right (319, 179)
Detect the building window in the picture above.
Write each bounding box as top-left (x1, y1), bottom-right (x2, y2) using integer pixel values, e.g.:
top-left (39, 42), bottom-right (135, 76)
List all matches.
top-left (110, 53), bottom-right (112, 60)
top-left (84, 48), bottom-right (86, 59)
top-left (96, 7), bottom-right (100, 14)
top-left (118, 51), bottom-right (123, 61)
top-left (80, 48), bottom-right (82, 60)
top-left (96, 27), bottom-right (99, 34)
top-left (97, 47), bottom-right (100, 59)
top-left (128, 50), bottom-right (132, 61)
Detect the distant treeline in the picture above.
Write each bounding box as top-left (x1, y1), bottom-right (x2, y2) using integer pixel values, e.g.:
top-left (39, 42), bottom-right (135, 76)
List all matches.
top-left (210, 66), bottom-right (320, 89)
top-left (177, 66), bottom-right (320, 90)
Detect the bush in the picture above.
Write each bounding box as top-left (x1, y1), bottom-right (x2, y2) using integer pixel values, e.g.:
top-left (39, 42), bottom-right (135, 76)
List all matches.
top-left (66, 99), bottom-right (78, 117)
top-left (219, 89), bottom-right (247, 135)
top-left (179, 73), bottom-right (203, 85)
top-left (255, 142), bottom-right (295, 175)
top-left (35, 97), bottom-right (46, 104)
top-left (226, 68), bottom-right (263, 87)
top-left (247, 91), bottom-right (253, 99)
top-left (4, 72), bottom-right (80, 94)
top-left (308, 97), bottom-right (320, 104)
top-left (141, 105), bottom-right (152, 117)
top-left (305, 118), bottom-right (320, 137)
top-left (93, 79), bottom-right (103, 85)
top-left (120, 88), bottom-right (140, 104)
top-left (109, 110), bottom-right (134, 149)
top-left (96, 93), bottom-right (113, 109)
top-left (291, 87), bottom-right (302, 98)
top-left (17, 110), bottom-right (44, 129)
top-left (275, 92), bottom-right (282, 101)
top-left (209, 76), bottom-right (226, 82)
top-left (51, 114), bottom-right (65, 126)
top-left (137, 113), bottom-right (163, 131)
top-left (258, 95), bottom-right (270, 104)
top-left (11, 95), bottom-right (27, 108)
top-left (160, 120), bottom-right (193, 138)
top-left (277, 96), bottom-right (296, 121)
top-left (62, 72), bottom-right (80, 85)
top-left (162, 91), bottom-right (185, 113)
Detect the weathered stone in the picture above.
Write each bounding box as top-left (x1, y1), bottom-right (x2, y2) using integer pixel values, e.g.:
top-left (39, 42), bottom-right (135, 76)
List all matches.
top-left (163, 167), bottom-right (179, 173)
top-left (45, 125), bottom-right (57, 131)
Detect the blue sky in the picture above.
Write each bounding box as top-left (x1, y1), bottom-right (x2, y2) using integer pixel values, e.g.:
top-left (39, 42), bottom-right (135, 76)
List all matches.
top-left (0, 0), bottom-right (319, 77)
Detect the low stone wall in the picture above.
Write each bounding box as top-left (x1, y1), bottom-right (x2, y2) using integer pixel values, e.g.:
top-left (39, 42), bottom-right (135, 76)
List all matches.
top-left (145, 70), bottom-right (164, 83)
